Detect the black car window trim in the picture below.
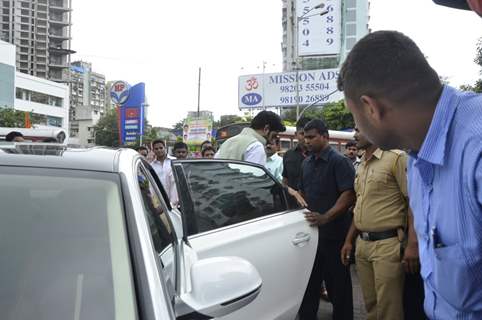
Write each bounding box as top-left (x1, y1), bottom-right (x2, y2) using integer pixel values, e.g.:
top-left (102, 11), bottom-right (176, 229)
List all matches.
top-left (137, 162), bottom-right (181, 299)
top-left (172, 159), bottom-right (292, 238)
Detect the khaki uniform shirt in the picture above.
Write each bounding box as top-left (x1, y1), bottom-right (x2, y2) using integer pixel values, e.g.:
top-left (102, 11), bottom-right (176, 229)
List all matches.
top-left (354, 149), bottom-right (408, 232)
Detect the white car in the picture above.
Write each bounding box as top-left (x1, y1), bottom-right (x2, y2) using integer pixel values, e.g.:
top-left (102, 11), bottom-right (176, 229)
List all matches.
top-left (0, 144), bottom-right (318, 320)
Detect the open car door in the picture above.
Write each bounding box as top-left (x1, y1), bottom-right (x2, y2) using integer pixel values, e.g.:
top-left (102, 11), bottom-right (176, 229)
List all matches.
top-left (172, 159), bottom-right (318, 320)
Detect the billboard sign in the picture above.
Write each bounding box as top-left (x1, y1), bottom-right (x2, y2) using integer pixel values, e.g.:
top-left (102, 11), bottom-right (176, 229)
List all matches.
top-left (296, 0), bottom-right (341, 56)
top-left (117, 82), bottom-right (145, 145)
top-left (183, 111), bottom-right (213, 145)
top-left (238, 69), bottom-right (343, 109)
top-left (110, 80), bottom-right (131, 105)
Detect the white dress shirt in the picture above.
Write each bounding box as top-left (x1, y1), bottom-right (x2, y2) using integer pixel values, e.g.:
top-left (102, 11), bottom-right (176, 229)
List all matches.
top-left (150, 156), bottom-right (178, 205)
top-left (265, 153), bottom-right (283, 182)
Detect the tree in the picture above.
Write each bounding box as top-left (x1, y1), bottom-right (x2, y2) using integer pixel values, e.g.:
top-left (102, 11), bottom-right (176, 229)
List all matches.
top-left (173, 118), bottom-right (187, 131)
top-left (95, 109), bottom-right (160, 147)
top-left (461, 37), bottom-right (482, 93)
top-left (214, 114), bottom-right (246, 128)
top-left (0, 107), bottom-right (43, 128)
top-left (94, 108), bottom-right (120, 147)
top-left (281, 100), bottom-right (354, 130)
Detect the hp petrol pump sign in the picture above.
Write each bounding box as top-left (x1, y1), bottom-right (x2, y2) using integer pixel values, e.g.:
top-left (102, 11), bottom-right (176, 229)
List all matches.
top-left (110, 81), bottom-right (130, 105)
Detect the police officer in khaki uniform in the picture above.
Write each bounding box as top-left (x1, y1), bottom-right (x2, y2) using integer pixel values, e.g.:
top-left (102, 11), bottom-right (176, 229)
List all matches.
top-left (340, 127), bottom-right (419, 320)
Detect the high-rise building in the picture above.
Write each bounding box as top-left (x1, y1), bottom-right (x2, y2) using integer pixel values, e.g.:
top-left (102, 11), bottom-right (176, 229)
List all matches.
top-left (69, 61), bottom-right (106, 146)
top-left (0, 0), bottom-right (74, 82)
top-left (1, 40), bottom-right (70, 130)
top-left (281, 0), bottom-right (369, 72)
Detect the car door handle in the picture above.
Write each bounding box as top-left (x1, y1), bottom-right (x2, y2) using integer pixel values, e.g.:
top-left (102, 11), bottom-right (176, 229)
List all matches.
top-left (292, 232), bottom-right (311, 246)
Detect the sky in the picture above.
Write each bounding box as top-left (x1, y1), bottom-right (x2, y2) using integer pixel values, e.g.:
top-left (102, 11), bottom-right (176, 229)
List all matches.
top-left (71, 0), bottom-right (482, 128)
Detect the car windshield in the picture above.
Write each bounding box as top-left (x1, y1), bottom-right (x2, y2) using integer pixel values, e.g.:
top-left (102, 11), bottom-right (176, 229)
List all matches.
top-left (0, 167), bottom-right (137, 320)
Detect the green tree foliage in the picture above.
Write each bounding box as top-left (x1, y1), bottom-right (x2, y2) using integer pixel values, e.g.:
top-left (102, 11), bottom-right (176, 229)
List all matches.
top-left (214, 114), bottom-right (246, 128)
top-left (94, 108), bottom-right (120, 147)
top-left (461, 37), bottom-right (482, 93)
top-left (0, 107), bottom-right (25, 127)
top-left (94, 109), bottom-right (159, 147)
top-left (281, 100), bottom-right (354, 130)
top-left (0, 107), bottom-right (43, 127)
top-left (173, 118), bottom-right (187, 130)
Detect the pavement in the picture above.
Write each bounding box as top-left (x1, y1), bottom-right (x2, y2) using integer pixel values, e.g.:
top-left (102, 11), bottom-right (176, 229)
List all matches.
top-left (318, 265), bottom-right (367, 320)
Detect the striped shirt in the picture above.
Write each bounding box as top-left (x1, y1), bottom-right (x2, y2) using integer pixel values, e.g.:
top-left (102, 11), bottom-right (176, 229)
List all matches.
top-left (407, 85), bottom-right (482, 319)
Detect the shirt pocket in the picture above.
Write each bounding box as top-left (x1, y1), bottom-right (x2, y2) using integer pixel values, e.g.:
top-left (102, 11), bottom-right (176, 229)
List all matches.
top-left (432, 243), bottom-right (475, 310)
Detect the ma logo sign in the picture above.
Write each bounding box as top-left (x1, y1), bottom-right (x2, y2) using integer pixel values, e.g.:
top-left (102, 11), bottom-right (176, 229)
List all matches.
top-left (110, 81), bottom-right (130, 105)
top-left (242, 93), bottom-right (262, 106)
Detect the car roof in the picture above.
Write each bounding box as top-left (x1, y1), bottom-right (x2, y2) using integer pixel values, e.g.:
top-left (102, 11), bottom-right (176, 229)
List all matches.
top-left (0, 143), bottom-right (137, 173)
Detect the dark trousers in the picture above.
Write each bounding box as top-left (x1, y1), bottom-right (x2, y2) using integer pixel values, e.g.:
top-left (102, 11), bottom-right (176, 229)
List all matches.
top-left (404, 272), bottom-right (427, 320)
top-left (299, 238), bottom-right (354, 320)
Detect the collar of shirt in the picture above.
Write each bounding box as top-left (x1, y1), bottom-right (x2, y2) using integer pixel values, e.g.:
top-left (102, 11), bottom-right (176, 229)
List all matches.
top-left (151, 155), bottom-right (175, 163)
top-left (411, 85), bottom-right (460, 166)
top-left (310, 146), bottom-right (332, 162)
top-left (363, 148), bottom-right (383, 162)
top-left (295, 144), bottom-right (307, 155)
top-left (267, 153), bottom-right (282, 162)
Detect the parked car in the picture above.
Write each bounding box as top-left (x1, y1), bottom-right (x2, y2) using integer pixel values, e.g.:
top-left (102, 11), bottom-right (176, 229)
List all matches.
top-left (0, 144), bottom-right (318, 320)
top-left (0, 144), bottom-right (261, 320)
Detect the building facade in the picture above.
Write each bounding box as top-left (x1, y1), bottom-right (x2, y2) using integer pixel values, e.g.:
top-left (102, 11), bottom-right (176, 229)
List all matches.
top-left (1, 40), bottom-right (69, 130)
top-left (69, 61), bottom-right (106, 146)
top-left (15, 71), bottom-right (70, 129)
top-left (0, 38), bottom-right (16, 107)
top-left (0, 0), bottom-right (74, 82)
top-left (281, 0), bottom-right (369, 71)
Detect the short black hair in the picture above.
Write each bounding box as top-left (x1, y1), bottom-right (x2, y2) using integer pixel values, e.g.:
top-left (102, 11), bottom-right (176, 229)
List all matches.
top-left (345, 141), bottom-right (357, 148)
top-left (337, 31), bottom-right (442, 106)
top-left (5, 131), bottom-right (23, 142)
top-left (250, 111), bottom-right (286, 132)
top-left (201, 146), bottom-right (215, 156)
top-left (137, 146), bottom-right (148, 152)
top-left (152, 139), bottom-right (165, 147)
top-left (304, 119), bottom-right (328, 136)
top-left (296, 117), bottom-right (312, 131)
top-left (173, 142), bottom-right (188, 151)
top-left (200, 140), bottom-right (212, 149)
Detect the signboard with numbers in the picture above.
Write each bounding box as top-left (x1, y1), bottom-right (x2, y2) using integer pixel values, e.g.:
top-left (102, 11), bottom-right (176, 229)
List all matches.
top-left (238, 69), bottom-right (343, 109)
top-left (296, 0), bottom-right (341, 56)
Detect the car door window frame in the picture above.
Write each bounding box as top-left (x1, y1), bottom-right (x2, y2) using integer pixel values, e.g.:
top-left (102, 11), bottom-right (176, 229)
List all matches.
top-left (135, 162), bottom-right (181, 304)
top-left (172, 159), bottom-right (291, 238)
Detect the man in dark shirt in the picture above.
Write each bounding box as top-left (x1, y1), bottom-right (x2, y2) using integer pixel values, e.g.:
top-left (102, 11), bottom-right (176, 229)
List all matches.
top-left (282, 117), bottom-right (310, 207)
top-left (298, 119), bottom-right (356, 320)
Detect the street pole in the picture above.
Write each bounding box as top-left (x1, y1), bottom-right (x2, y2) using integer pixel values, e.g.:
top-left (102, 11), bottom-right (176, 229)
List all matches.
top-left (262, 60), bottom-right (266, 110)
top-left (294, 8), bottom-right (300, 120)
top-left (295, 3), bottom-right (329, 121)
top-left (197, 67), bottom-right (201, 117)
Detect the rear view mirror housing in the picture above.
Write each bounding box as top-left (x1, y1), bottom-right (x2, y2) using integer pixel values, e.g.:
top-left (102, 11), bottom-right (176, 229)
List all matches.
top-left (178, 256), bottom-right (262, 318)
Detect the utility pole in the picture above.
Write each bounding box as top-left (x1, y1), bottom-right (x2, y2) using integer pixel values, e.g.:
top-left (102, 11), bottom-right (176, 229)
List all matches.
top-left (197, 67), bottom-right (201, 117)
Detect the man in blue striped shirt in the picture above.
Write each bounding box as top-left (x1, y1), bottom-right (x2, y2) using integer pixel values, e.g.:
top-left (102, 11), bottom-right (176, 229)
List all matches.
top-left (337, 30), bottom-right (481, 319)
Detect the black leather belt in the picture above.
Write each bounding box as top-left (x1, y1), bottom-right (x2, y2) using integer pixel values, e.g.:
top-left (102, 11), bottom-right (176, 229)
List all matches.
top-left (359, 229), bottom-right (398, 241)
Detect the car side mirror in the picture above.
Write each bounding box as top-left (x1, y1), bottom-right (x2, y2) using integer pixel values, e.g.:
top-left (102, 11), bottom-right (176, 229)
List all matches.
top-left (177, 256), bottom-right (262, 318)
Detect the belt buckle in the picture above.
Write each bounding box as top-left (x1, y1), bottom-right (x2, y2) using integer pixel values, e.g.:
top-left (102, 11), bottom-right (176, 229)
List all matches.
top-left (360, 232), bottom-right (370, 241)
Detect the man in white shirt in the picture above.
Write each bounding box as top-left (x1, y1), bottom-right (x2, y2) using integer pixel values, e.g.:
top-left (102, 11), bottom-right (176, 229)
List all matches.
top-left (150, 139), bottom-right (178, 205)
top-left (265, 137), bottom-right (283, 182)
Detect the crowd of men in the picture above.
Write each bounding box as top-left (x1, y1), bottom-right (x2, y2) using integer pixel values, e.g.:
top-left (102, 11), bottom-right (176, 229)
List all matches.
top-left (133, 31), bottom-right (480, 320)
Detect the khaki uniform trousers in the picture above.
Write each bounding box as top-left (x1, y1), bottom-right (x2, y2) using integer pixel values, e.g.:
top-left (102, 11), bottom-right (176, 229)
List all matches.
top-left (355, 236), bottom-right (404, 320)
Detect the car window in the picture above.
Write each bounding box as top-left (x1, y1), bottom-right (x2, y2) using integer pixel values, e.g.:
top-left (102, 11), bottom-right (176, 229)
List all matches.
top-left (177, 161), bottom-right (287, 236)
top-left (136, 165), bottom-right (177, 295)
top-left (0, 167), bottom-right (137, 320)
